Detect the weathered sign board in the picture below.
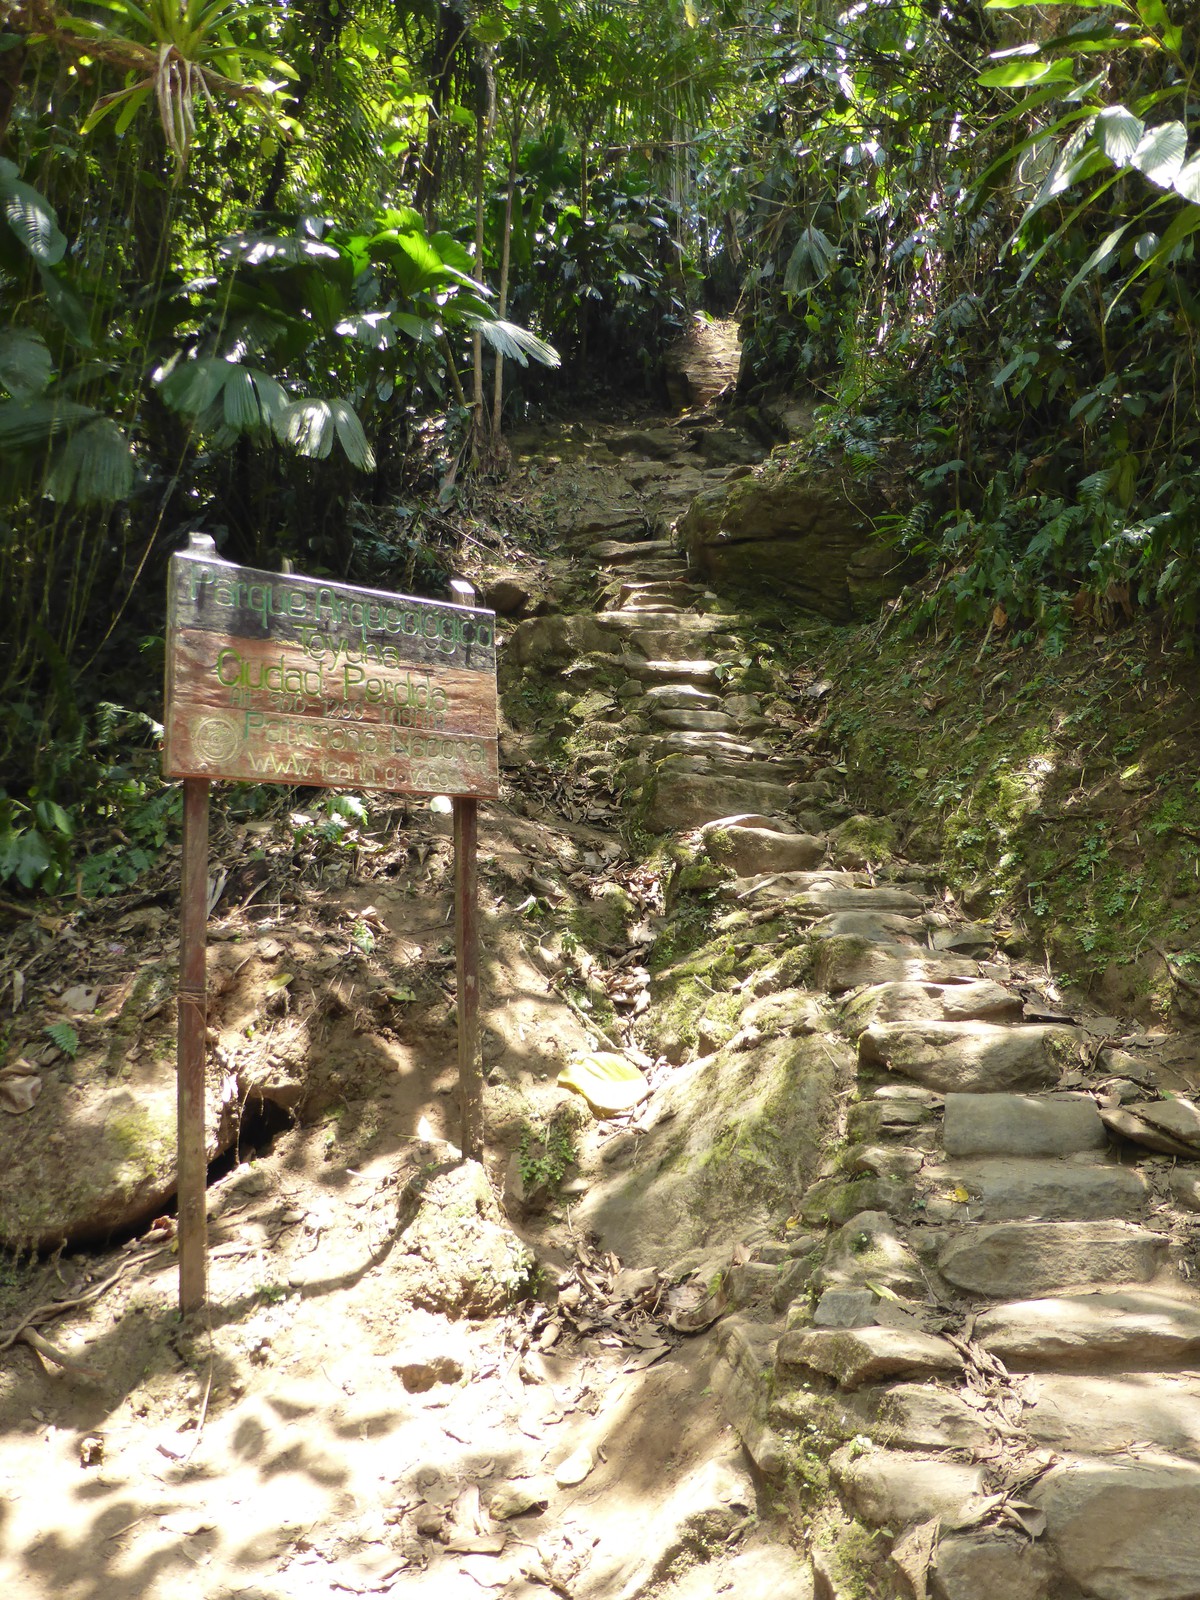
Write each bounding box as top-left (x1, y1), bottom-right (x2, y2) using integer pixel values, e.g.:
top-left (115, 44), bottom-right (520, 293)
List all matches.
top-left (164, 540), bottom-right (498, 800)
top-left (164, 534), bottom-right (497, 1315)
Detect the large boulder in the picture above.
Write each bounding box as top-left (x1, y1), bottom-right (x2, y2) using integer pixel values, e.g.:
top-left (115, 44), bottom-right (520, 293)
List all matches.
top-left (581, 1031), bottom-right (848, 1267)
top-left (677, 467), bottom-right (900, 619)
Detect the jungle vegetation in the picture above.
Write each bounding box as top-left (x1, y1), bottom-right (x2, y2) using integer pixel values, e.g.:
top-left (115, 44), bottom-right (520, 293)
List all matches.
top-left (0, 0), bottom-right (1196, 893)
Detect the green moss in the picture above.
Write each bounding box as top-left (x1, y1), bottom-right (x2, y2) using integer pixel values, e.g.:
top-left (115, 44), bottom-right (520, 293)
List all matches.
top-left (568, 883), bottom-right (635, 951)
top-left (107, 1104), bottom-right (174, 1182)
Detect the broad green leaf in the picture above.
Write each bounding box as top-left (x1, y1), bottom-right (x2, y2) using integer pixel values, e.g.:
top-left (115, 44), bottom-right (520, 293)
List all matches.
top-left (0, 328), bottom-right (54, 398)
top-left (158, 355), bottom-right (230, 416)
top-left (782, 225), bottom-right (838, 295)
top-left (280, 397), bottom-right (335, 458)
top-left (1130, 121), bottom-right (1187, 188)
top-left (223, 365), bottom-right (261, 430)
top-left (1096, 105), bottom-right (1144, 166)
top-left (985, 0), bottom-right (1111, 7)
top-left (0, 827), bottom-right (51, 889)
top-left (465, 316), bottom-right (561, 369)
top-left (330, 399), bottom-right (376, 470)
top-left (0, 158), bottom-right (66, 264)
top-left (42, 416), bottom-right (134, 504)
top-left (0, 396), bottom-right (96, 447)
top-left (1176, 156), bottom-right (1200, 205)
top-left (280, 397), bottom-right (375, 469)
top-left (37, 264), bottom-right (93, 345)
top-left (1059, 223), bottom-right (1131, 304)
top-left (369, 228), bottom-right (445, 296)
top-left (1137, 0), bottom-right (1182, 52)
top-left (978, 58), bottom-right (1076, 89)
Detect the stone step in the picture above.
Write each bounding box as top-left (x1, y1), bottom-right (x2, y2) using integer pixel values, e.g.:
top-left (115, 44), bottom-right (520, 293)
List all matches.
top-left (642, 772), bottom-right (795, 832)
top-left (811, 938), bottom-right (979, 995)
top-left (699, 821), bottom-right (825, 876)
top-left (776, 1325), bottom-right (964, 1390)
top-left (841, 979), bottom-right (1023, 1037)
top-left (595, 609), bottom-right (726, 633)
top-left (1032, 1453), bottom-right (1200, 1600)
top-left (620, 657), bottom-right (723, 686)
top-left (588, 537), bottom-right (678, 562)
top-left (793, 886), bottom-right (927, 918)
top-left (859, 1020), bottom-right (1079, 1093)
top-left (938, 1219), bottom-right (1168, 1298)
top-left (976, 1288), bottom-right (1200, 1370)
top-left (639, 683), bottom-right (722, 710)
top-left (1021, 1372), bottom-right (1200, 1459)
top-left (808, 910), bottom-right (927, 944)
top-left (830, 1444), bottom-right (986, 1529)
top-left (916, 1156), bottom-right (1148, 1221)
top-left (943, 1092), bottom-right (1106, 1156)
top-left (664, 754), bottom-right (808, 786)
top-left (629, 731), bottom-right (774, 761)
top-left (649, 708), bottom-right (740, 733)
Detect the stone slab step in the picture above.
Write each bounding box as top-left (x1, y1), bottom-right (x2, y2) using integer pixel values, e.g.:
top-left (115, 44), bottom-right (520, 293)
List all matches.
top-left (700, 822), bottom-right (825, 876)
top-left (642, 772), bottom-right (795, 833)
top-left (811, 938), bottom-right (979, 995)
top-left (939, 1220), bottom-right (1168, 1298)
top-left (621, 657), bottom-right (723, 686)
top-left (776, 1325), bottom-right (963, 1389)
top-left (830, 1445), bottom-right (985, 1529)
top-left (589, 538), bottom-right (678, 562)
top-left (943, 1092), bottom-right (1106, 1156)
top-left (976, 1288), bottom-right (1200, 1370)
top-left (651, 709), bottom-right (739, 733)
top-left (640, 684), bottom-right (723, 710)
top-left (808, 911), bottom-right (927, 944)
top-left (668, 755), bottom-right (808, 786)
top-left (595, 609), bottom-right (725, 633)
top-left (1033, 1453), bottom-right (1200, 1600)
top-left (842, 979), bottom-right (1023, 1037)
top-left (1021, 1372), bottom-right (1200, 1459)
top-left (630, 732), bottom-right (773, 761)
top-left (768, 884), bottom-right (927, 917)
top-left (859, 1020), bottom-right (1079, 1093)
top-left (917, 1156), bottom-right (1148, 1221)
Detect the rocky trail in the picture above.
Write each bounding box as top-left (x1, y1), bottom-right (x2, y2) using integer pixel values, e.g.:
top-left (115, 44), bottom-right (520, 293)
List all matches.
top-left (6, 388), bottom-right (1200, 1600)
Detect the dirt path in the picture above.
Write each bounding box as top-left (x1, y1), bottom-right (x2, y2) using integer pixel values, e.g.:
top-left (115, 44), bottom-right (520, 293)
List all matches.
top-left (0, 394), bottom-right (814, 1600)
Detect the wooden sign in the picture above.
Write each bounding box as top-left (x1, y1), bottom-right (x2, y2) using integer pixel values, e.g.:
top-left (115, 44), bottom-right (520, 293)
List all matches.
top-left (164, 538), bottom-right (498, 799)
top-left (164, 535), bottom-right (496, 1317)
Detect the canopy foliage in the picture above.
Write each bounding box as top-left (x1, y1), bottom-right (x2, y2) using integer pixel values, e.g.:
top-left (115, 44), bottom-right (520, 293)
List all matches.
top-left (1, 0), bottom-right (1197, 890)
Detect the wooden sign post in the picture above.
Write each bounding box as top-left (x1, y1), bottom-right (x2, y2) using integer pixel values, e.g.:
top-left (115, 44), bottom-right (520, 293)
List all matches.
top-left (164, 534), bottom-right (498, 1313)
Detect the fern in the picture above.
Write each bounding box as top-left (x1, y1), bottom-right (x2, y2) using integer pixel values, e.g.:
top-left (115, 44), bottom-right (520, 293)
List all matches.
top-left (45, 1021), bottom-right (80, 1059)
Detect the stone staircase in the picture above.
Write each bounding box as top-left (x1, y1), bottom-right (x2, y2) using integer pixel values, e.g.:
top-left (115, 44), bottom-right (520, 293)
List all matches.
top-left (501, 436), bottom-right (1200, 1600)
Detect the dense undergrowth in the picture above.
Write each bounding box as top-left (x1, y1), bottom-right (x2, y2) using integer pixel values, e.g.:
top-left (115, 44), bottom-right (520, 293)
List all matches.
top-left (807, 605), bottom-right (1200, 1016)
top-left (4, 0), bottom-right (1200, 942)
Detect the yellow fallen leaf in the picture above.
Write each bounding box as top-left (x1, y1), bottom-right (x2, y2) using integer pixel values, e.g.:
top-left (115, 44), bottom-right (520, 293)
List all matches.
top-left (557, 1052), bottom-right (650, 1117)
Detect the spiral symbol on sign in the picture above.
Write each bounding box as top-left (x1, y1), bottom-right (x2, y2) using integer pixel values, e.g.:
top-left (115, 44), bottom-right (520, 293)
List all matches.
top-left (192, 713), bottom-right (242, 767)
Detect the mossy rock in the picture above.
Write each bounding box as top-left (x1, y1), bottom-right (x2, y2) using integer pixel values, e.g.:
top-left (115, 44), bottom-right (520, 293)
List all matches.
top-left (831, 814), bottom-right (899, 869)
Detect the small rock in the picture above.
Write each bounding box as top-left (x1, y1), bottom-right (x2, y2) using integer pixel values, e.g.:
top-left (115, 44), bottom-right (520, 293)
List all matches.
top-left (777, 1326), bottom-right (963, 1389)
top-left (931, 1533), bottom-right (1058, 1600)
top-left (812, 1288), bottom-right (878, 1329)
top-left (553, 1447), bottom-right (594, 1488)
top-left (831, 1444), bottom-right (984, 1527)
top-left (489, 1480), bottom-right (549, 1520)
top-left (393, 1354), bottom-right (467, 1393)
